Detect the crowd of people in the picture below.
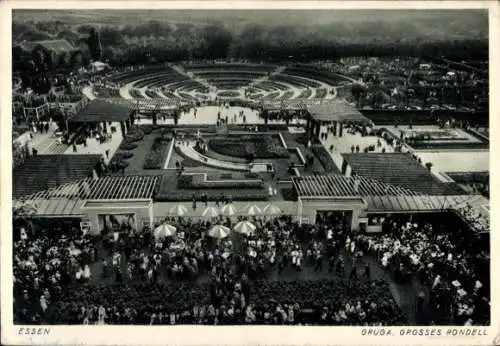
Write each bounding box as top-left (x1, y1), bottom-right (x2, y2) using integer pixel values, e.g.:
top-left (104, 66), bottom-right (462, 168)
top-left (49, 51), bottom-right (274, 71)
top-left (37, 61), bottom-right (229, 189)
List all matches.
top-left (355, 214), bottom-right (490, 325)
top-left (13, 219), bottom-right (99, 324)
top-left (13, 210), bottom-right (489, 326)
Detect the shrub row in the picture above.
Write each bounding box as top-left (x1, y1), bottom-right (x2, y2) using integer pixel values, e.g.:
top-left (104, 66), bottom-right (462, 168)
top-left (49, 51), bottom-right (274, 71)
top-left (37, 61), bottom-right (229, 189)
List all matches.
top-left (311, 145), bottom-right (339, 173)
top-left (119, 142), bottom-right (138, 151)
top-left (143, 137), bottom-right (171, 170)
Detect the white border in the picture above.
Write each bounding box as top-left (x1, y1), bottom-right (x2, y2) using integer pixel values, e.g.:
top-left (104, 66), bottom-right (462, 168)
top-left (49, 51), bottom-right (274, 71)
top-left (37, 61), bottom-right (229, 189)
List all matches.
top-left (1, 2), bottom-right (499, 346)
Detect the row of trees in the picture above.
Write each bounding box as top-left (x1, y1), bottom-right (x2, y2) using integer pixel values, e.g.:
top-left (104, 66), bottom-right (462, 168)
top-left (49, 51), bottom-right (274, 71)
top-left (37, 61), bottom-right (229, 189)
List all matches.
top-left (12, 19), bottom-right (488, 67)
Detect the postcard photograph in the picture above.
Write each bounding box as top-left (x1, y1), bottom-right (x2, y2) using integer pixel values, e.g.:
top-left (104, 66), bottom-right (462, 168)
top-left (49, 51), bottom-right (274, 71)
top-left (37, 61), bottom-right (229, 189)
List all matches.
top-left (2, 3), bottom-right (497, 346)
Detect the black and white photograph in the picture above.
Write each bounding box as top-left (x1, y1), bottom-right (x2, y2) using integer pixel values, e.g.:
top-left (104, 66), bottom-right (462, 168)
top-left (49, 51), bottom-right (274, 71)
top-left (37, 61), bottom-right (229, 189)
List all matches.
top-left (2, 2), bottom-right (498, 345)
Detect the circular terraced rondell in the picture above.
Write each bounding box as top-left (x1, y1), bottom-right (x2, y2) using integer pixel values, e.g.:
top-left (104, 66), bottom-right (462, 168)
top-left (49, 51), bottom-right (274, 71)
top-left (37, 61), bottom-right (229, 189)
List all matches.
top-left (91, 63), bottom-right (356, 103)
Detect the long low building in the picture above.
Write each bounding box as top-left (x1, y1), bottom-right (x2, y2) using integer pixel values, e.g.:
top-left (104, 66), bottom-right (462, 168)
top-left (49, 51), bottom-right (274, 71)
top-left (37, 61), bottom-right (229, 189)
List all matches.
top-left (13, 172), bottom-right (489, 235)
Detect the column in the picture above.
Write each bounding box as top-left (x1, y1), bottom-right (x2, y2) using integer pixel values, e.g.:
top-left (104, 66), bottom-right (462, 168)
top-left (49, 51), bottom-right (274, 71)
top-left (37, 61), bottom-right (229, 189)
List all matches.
top-left (333, 121), bottom-right (337, 137)
top-left (339, 122), bottom-right (343, 138)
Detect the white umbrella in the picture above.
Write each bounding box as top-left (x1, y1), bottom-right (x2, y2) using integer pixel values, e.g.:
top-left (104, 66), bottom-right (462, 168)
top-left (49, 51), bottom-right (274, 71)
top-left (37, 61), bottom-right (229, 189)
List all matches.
top-left (234, 220), bottom-right (256, 235)
top-left (154, 223), bottom-right (177, 239)
top-left (221, 204), bottom-right (237, 216)
top-left (243, 204), bottom-right (262, 216)
top-left (208, 225), bottom-right (231, 239)
top-left (263, 203), bottom-right (282, 215)
top-left (202, 206), bottom-right (219, 218)
top-left (169, 204), bottom-right (188, 216)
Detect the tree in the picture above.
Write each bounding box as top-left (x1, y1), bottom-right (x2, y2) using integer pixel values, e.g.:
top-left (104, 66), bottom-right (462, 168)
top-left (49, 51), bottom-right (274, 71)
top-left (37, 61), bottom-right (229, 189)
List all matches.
top-left (12, 141), bottom-right (30, 169)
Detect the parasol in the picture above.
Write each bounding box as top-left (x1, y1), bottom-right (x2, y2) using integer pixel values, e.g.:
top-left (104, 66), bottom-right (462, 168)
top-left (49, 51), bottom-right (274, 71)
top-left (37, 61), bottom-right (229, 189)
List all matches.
top-left (234, 220), bottom-right (256, 235)
top-left (202, 206), bottom-right (219, 218)
top-left (208, 225), bottom-right (231, 239)
top-left (263, 203), bottom-right (282, 215)
top-left (169, 204), bottom-right (188, 216)
top-left (243, 204), bottom-right (262, 216)
top-left (220, 204), bottom-right (237, 216)
top-left (154, 223), bottom-right (177, 239)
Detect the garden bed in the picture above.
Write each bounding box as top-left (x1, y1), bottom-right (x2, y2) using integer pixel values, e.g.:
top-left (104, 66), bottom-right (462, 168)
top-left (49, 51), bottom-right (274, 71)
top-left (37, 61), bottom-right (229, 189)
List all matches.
top-left (217, 91), bottom-right (241, 98)
top-left (155, 174), bottom-right (268, 201)
top-left (177, 174), bottom-right (264, 189)
top-left (208, 134), bottom-right (289, 159)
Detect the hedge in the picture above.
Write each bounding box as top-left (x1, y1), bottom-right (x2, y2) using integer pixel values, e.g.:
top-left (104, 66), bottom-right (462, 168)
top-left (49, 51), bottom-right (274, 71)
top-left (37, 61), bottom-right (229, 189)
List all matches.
top-left (139, 125), bottom-right (154, 135)
top-left (113, 151), bottom-right (134, 160)
top-left (119, 142), bottom-right (138, 151)
top-left (143, 137), bottom-right (171, 170)
top-left (177, 175), bottom-right (264, 189)
top-left (311, 145), bottom-right (338, 173)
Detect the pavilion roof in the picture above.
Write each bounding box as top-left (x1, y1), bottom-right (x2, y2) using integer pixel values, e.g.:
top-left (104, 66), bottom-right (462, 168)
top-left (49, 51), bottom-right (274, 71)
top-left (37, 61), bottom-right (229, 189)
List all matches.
top-left (17, 175), bottom-right (160, 201)
top-left (292, 174), bottom-right (421, 199)
top-left (307, 99), bottom-right (372, 124)
top-left (69, 98), bottom-right (134, 123)
top-left (13, 154), bottom-right (102, 198)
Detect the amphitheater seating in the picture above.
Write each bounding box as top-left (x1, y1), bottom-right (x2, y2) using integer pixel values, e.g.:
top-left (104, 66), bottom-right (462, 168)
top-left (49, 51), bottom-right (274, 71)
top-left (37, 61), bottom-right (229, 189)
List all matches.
top-left (315, 88), bottom-right (328, 99)
top-left (167, 80), bottom-right (209, 93)
top-left (192, 71), bottom-right (266, 79)
top-left (183, 63), bottom-right (276, 73)
top-left (269, 74), bottom-right (321, 88)
top-left (144, 90), bottom-right (163, 99)
top-left (94, 87), bottom-right (121, 98)
top-left (129, 89), bottom-right (145, 99)
top-left (254, 81), bottom-right (289, 91)
top-left (342, 153), bottom-right (464, 195)
top-left (297, 88), bottom-right (313, 98)
top-left (133, 73), bottom-right (189, 89)
top-left (262, 91), bottom-right (281, 100)
top-left (208, 79), bottom-right (254, 89)
top-left (277, 90), bottom-right (295, 100)
top-left (107, 66), bottom-right (171, 85)
top-left (283, 66), bottom-right (350, 86)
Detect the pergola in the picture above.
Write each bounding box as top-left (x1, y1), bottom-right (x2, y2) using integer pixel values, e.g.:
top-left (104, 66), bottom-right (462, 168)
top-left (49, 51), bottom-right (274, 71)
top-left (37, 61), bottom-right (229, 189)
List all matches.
top-left (68, 98), bottom-right (136, 136)
top-left (305, 99), bottom-right (373, 141)
top-left (292, 174), bottom-right (421, 199)
top-left (14, 175), bottom-right (160, 231)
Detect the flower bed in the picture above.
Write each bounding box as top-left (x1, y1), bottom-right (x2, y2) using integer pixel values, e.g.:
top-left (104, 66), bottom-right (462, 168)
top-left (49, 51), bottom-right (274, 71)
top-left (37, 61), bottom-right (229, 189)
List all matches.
top-left (311, 145), bottom-right (339, 173)
top-left (155, 190), bottom-right (269, 202)
top-left (177, 174), bottom-right (264, 189)
top-left (143, 137), bottom-right (171, 170)
top-left (208, 135), bottom-right (289, 159)
top-left (217, 91), bottom-right (240, 98)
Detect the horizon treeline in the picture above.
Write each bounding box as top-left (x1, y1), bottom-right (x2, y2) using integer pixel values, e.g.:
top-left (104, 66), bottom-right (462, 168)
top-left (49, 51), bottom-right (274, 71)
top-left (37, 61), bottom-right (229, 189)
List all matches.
top-left (12, 19), bottom-right (488, 65)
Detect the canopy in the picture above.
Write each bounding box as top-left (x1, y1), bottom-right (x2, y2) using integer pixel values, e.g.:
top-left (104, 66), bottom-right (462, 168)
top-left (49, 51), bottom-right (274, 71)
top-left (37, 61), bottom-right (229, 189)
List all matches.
top-left (307, 99), bottom-right (373, 125)
top-left (208, 225), bottom-right (231, 239)
top-left (202, 206), bottom-right (219, 218)
top-left (169, 204), bottom-right (189, 216)
top-left (243, 204), bottom-right (262, 216)
top-left (234, 221), bottom-right (256, 235)
top-left (221, 204), bottom-right (237, 216)
top-left (263, 203), bottom-right (282, 215)
top-left (69, 99), bottom-right (134, 123)
top-left (154, 224), bottom-right (177, 239)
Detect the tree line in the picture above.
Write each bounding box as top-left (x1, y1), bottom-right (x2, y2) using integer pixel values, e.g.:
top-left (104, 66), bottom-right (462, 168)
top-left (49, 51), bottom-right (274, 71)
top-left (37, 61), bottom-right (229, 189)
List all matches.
top-left (12, 19), bottom-right (488, 67)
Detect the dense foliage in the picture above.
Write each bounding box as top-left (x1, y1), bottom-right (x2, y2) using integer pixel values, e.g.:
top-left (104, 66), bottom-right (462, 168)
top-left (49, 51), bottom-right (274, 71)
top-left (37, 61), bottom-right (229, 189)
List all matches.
top-left (12, 10), bottom-right (488, 67)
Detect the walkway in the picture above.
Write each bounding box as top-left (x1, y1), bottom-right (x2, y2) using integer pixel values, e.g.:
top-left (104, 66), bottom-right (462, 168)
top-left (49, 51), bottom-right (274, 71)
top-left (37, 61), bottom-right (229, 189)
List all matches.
top-left (175, 140), bottom-right (269, 172)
